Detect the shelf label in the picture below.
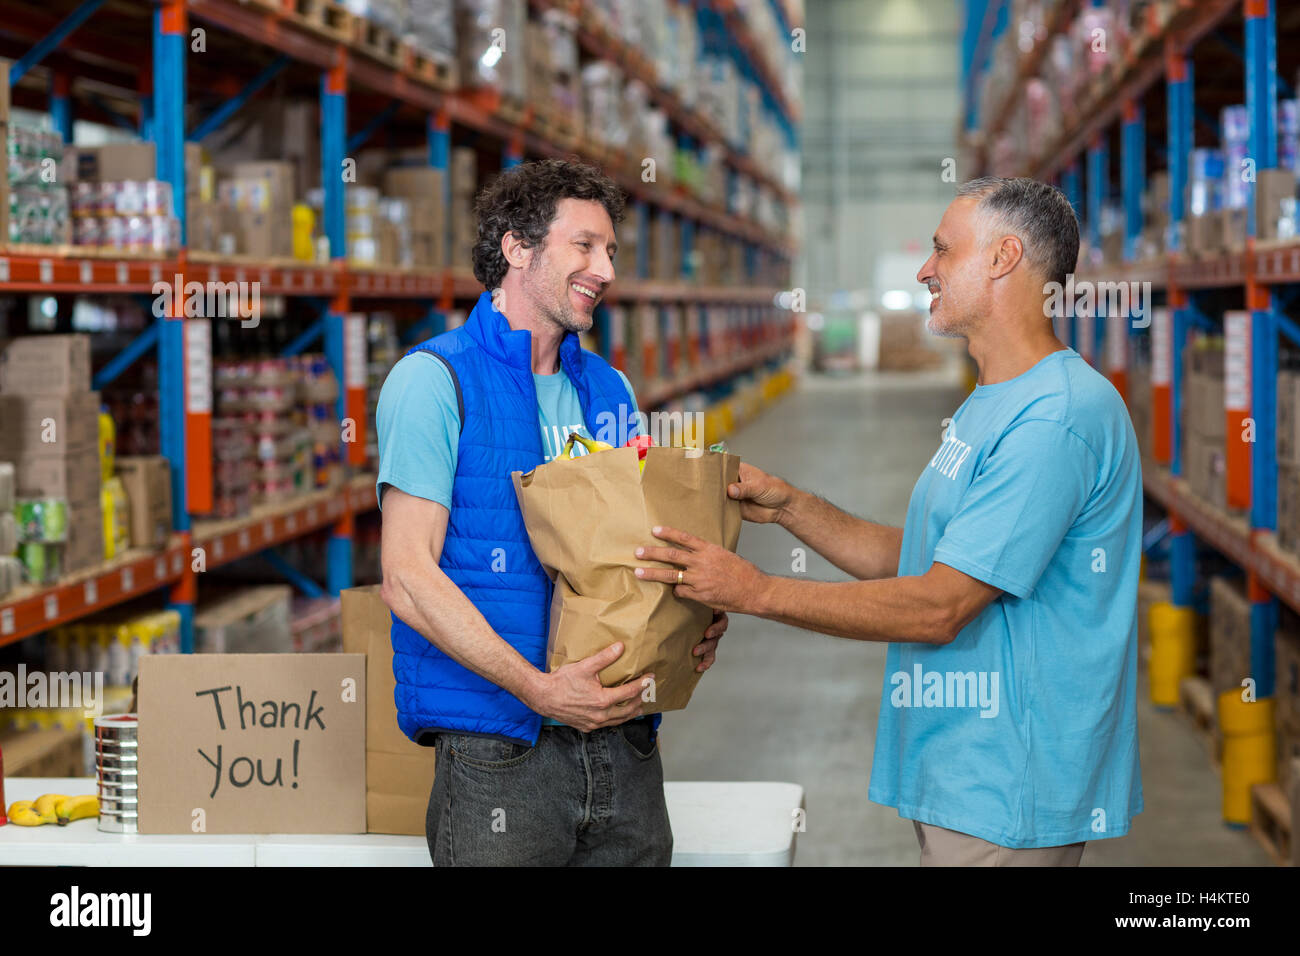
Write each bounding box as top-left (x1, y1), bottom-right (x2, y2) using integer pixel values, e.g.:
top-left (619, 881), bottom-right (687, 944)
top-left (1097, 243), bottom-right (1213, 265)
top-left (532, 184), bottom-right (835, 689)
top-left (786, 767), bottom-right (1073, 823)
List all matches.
top-left (212, 538), bottom-right (224, 560)
top-left (239, 529), bottom-right (250, 550)
top-left (261, 269), bottom-right (270, 286)
top-left (155, 556), bottom-right (166, 579)
top-left (184, 320), bottom-right (213, 414)
top-left (345, 314), bottom-right (367, 388)
top-left (116, 262), bottom-right (128, 284)
top-left (172, 553), bottom-right (183, 574)
top-left (286, 514), bottom-right (298, 532)
top-left (44, 594), bottom-right (58, 620)
top-left (150, 263), bottom-right (162, 284)
top-left (263, 519), bottom-right (274, 541)
top-left (236, 269), bottom-right (246, 285)
top-left (307, 506), bottom-right (318, 525)
top-left (1152, 307), bottom-right (1171, 386)
top-left (283, 271), bottom-right (294, 290)
top-left (84, 579), bottom-right (97, 605)
top-left (1225, 310), bottom-right (1251, 410)
top-left (0, 259), bottom-right (9, 282)
top-left (0, 608), bottom-right (12, 635)
top-left (39, 259), bottom-right (53, 284)
top-left (208, 265), bottom-right (218, 283)
top-left (121, 567), bottom-right (134, 591)
top-left (304, 271), bottom-right (314, 291)
top-left (80, 260), bottom-right (93, 284)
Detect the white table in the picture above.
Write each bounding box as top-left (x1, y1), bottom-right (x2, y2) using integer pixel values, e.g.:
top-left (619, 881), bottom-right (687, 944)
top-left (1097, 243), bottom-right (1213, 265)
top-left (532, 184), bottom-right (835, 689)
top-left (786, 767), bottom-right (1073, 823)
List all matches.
top-left (2, 778), bottom-right (803, 866)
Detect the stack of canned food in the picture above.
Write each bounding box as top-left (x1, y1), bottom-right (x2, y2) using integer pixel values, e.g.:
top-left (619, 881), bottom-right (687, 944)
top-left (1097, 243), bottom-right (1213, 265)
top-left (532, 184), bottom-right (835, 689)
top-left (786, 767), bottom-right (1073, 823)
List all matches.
top-left (94, 713), bottom-right (139, 834)
top-left (70, 179), bottom-right (181, 254)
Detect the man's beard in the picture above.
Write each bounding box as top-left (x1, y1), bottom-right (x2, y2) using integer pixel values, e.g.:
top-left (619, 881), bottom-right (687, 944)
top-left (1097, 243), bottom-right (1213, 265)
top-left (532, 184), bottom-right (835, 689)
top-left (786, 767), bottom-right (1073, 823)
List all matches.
top-left (528, 254), bottom-right (590, 333)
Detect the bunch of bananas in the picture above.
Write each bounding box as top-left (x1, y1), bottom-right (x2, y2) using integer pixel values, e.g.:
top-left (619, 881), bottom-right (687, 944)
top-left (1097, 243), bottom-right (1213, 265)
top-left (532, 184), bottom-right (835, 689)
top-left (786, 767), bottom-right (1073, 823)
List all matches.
top-left (554, 433), bottom-right (655, 472)
top-left (7, 793), bottom-right (99, 826)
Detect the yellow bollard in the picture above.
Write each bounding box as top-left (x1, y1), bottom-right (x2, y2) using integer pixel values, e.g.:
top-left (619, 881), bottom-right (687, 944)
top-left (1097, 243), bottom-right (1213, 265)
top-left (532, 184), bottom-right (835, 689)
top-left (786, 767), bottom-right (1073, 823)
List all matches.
top-left (1148, 602), bottom-right (1197, 708)
top-left (1218, 691), bottom-right (1276, 825)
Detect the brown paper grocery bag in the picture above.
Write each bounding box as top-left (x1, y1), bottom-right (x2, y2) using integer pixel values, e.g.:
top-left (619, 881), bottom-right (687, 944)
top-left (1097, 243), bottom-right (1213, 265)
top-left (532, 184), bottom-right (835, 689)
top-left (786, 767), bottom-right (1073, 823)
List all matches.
top-left (511, 445), bottom-right (741, 711)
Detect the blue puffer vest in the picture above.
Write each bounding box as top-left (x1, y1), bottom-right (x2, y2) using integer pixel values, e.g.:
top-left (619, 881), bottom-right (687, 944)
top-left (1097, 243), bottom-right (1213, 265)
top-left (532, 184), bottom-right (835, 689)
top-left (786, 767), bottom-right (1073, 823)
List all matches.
top-left (391, 290), bottom-right (643, 746)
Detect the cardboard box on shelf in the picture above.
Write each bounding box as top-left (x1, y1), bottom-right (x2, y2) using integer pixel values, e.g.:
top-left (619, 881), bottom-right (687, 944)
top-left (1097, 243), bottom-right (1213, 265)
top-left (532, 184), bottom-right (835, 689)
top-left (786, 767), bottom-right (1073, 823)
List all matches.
top-left (0, 391), bottom-right (101, 456)
top-left (63, 503), bottom-right (105, 573)
top-left (1137, 578), bottom-right (1171, 667)
top-left (1220, 206), bottom-right (1248, 253)
top-left (1184, 212), bottom-right (1221, 257)
top-left (448, 194), bottom-right (475, 269)
top-left (1256, 167), bottom-right (1297, 241)
top-left (1279, 463), bottom-right (1300, 554)
top-left (1277, 370), bottom-right (1300, 467)
top-left (382, 166), bottom-right (445, 202)
top-left (11, 446), bottom-right (101, 501)
top-left (0, 335), bottom-right (92, 395)
top-left (1209, 576), bottom-right (1251, 698)
top-left (450, 146), bottom-right (477, 199)
top-left (137, 653), bottom-right (366, 834)
top-left (341, 585), bottom-right (438, 836)
top-left (1277, 627), bottom-right (1300, 737)
top-left (67, 142), bottom-right (157, 183)
top-left (116, 455), bottom-right (172, 549)
top-left (195, 585), bottom-right (293, 653)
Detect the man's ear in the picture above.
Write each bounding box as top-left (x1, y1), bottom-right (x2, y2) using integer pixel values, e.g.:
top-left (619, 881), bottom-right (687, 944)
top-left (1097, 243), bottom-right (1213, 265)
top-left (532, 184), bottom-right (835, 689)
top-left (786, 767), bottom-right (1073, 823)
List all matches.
top-left (501, 231), bottom-right (531, 270)
top-left (989, 235), bottom-right (1023, 279)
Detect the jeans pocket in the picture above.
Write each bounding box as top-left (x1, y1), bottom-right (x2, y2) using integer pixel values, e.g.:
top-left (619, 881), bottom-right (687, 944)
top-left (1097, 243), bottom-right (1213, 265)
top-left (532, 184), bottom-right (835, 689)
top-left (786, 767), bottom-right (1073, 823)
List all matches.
top-left (447, 733), bottom-right (538, 770)
top-left (616, 720), bottom-right (657, 760)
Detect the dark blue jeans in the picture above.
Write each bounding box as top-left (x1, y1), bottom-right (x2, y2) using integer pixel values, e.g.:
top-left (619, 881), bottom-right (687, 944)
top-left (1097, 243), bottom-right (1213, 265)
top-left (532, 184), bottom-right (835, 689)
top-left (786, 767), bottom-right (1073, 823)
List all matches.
top-left (425, 719), bottom-right (673, 866)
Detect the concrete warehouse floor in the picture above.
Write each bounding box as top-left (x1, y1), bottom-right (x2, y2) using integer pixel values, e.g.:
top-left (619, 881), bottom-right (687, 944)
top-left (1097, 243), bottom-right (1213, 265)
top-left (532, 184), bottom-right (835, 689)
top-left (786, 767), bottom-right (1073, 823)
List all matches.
top-left (657, 367), bottom-right (1273, 867)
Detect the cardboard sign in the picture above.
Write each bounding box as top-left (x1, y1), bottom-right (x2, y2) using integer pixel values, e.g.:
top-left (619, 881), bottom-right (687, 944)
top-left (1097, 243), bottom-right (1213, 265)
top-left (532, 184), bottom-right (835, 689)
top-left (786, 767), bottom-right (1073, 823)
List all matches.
top-left (341, 586), bottom-right (437, 835)
top-left (137, 654), bottom-right (366, 834)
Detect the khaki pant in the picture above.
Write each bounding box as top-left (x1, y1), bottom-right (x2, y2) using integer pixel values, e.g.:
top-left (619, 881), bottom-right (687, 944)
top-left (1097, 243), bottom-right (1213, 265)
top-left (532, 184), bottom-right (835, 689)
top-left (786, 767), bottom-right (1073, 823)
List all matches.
top-left (913, 820), bottom-right (1086, 867)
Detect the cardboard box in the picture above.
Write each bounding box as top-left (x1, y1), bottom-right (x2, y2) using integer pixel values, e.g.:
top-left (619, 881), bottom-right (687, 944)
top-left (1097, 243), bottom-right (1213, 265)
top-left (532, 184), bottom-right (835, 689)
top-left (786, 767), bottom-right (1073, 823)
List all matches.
top-left (69, 142), bottom-right (157, 183)
top-left (116, 455), bottom-right (172, 549)
top-left (12, 447), bottom-right (102, 501)
top-left (231, 160), bottom-right (296, 210)
top-left (1185, 212), bottom-right (1221, 257)
top-left (1279, 464), bottom-right (1300, 554)
top-left (63, 502), bottom-right (104, 573)
top-left (341, 586), bottom-right (438, 835)
top-left (1277, 370), bottom-right (1300, 467)
top-left (1137, 578), bottom-right (1171, 668)
top-left (137, 653), bottom-right (366, 834)
top-left (195, 585), bottom-right (293, 653)
top-left (0, 391), bottom-right (101, 456)
top-left (236, 208), bottom-right (292, 259)
top-left (450, 146), bottom-right (477, 199)
top-left (1277, 627), bottom-right (1300, 736)
top-left (383, 166), bottom-right (445, 203)
top-left (1256, 167), bottom-right (1297, 241)
top-left (1220, 206), bottom-right (1248, 253)
top-left (1209, 576), bottom-right (1251, 697)
top-left (0, 335), bottom-right (92, 395)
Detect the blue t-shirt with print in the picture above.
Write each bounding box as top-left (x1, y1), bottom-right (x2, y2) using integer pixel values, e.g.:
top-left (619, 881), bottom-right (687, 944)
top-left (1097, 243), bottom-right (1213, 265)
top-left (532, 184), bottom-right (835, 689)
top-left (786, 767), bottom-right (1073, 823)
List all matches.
top-left (867, 347), bottom-right (1144, 849)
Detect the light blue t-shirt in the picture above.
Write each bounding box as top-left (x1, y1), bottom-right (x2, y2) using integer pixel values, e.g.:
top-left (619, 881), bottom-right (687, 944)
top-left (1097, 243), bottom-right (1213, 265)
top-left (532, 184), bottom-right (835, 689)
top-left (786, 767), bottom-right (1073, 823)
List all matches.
top-left (374, 351), bottom-right (640, 728)
top-left (867, 348), bottom-right (1143, 849)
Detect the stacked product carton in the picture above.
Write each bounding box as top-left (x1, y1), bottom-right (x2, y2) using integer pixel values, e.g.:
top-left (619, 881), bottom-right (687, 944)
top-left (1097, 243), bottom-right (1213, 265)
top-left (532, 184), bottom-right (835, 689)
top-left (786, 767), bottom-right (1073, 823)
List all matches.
top-left (0, 335), bottom-right (104, 580)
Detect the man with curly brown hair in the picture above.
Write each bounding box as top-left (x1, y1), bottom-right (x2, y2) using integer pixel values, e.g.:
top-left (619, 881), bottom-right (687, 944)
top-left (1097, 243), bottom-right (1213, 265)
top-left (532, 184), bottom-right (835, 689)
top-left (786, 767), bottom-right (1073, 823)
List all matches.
top-left (375, 159), bottom-right (727, 865)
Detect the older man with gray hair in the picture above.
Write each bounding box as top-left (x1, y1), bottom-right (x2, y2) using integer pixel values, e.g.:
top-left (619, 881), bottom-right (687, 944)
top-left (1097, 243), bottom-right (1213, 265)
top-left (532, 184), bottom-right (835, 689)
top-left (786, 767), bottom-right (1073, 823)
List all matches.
top-left (632, 177), bottom-right (1143, 865)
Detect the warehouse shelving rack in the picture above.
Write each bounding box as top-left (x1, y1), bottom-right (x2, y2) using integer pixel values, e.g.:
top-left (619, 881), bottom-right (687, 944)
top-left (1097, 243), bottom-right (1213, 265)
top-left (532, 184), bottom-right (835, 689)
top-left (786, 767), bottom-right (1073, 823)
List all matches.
top-left (964, 0), bottom-right (1300, 854)
top-left (0, 0), bottom-right (802, 651)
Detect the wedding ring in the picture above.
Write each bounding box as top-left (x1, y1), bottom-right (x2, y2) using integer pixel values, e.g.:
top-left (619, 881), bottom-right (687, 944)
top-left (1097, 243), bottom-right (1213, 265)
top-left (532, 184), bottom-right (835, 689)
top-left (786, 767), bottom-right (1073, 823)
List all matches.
top-left (677, 569), bottom-right (685, 585)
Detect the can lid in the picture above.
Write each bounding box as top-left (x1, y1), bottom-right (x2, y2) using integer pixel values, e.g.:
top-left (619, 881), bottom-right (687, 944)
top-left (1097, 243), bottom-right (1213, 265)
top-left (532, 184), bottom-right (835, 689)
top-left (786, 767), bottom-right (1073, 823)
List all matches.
top-left (93, 713), bottom-right (137, 728)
